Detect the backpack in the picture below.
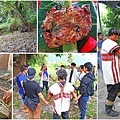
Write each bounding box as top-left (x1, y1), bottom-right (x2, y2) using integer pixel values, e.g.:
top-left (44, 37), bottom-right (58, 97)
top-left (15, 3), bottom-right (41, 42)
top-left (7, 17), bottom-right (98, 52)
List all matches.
top-left (87, 79), bottom-right (94, 96)
top-left (78, 76), bottom-right (94, 96)
top-left (13, 73), bottom-right (24, 92)
top-left (13, 74), bottom-right (20, 92)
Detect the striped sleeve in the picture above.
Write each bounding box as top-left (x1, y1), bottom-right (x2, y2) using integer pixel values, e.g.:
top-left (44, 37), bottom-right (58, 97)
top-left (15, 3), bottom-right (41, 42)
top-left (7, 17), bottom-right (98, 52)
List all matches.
top-left (103, 39), bottom-right (119, 53)
top-left (109, 45), bottom-right (120, 53)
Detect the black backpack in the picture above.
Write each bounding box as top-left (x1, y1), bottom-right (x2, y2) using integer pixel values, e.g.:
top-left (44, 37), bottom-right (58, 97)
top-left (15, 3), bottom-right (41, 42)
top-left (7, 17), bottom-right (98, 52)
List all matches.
top-left (13, 75), bottom-right (20, 92)
top-left (13, 73), bottom-right (23, 92)
top-left (87, 79), bottom-right (94, 96)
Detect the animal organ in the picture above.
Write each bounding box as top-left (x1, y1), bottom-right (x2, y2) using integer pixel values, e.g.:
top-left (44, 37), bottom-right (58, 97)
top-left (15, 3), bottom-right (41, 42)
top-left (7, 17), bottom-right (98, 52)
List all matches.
top-left (41, 5), bottom-right (92, 48)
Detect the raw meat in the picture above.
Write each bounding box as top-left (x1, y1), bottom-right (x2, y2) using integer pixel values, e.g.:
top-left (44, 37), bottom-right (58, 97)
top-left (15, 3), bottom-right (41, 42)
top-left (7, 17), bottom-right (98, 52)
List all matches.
top-left (41, 5), bottom-right (92, 48)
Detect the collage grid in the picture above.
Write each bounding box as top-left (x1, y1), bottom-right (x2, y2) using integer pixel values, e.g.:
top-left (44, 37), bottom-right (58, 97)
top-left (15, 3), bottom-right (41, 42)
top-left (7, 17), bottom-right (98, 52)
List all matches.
top-left (0, 0), bottom-right (120, 119)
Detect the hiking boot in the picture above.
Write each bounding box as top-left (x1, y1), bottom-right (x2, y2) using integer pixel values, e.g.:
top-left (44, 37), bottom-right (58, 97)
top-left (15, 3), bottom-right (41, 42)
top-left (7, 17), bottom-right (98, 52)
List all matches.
top-left (105, 105), bottom-right (119, 117)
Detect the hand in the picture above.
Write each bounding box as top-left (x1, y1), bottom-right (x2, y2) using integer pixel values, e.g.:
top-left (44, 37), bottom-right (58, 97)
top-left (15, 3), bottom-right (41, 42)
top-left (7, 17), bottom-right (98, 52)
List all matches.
top-left (77, 94), bottom-right (81, 100)
top-left (74, 97), bottom-right (78, 103)
top-left (3, 89), bottom-right (12, 104)
top-left (45, 101), bottom-right (49, 106)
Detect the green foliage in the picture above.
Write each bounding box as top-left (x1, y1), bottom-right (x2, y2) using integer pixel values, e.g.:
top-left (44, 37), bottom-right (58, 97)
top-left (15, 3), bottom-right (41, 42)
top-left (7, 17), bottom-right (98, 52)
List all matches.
top-left (67, 54), bottom-right (73, 63)
top-left (29, 54), bottom-right (48, 67)
top-left (99, 5), bottom-right (120, 44)
top-left (55, 54), bottom-right (63, 58)
top-left (102, 7), bottom-right (120, 29)
top-left (0, 1), bottom-right (36, 35)
top-left (9, 18), bottom-right (22, 27)
top-left (21, 1), bottom-right (37, 24)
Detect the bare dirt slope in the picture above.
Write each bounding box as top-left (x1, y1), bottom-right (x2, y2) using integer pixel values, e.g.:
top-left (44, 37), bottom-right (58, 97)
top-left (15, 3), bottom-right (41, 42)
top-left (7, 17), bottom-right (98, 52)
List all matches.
top-left (0, 31), bottom-right (37, 53)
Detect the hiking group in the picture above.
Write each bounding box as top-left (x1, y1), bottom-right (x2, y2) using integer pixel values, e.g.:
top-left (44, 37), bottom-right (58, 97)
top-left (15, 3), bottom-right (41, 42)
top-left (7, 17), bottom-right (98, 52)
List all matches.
top-left (16, 62), bottom-right (95, 119)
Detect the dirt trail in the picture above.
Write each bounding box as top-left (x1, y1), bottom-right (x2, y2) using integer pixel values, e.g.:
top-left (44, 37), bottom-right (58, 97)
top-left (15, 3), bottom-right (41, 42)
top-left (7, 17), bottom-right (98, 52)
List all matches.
top-left (0, 31), bottom-right (37, 53)
top-left (13, 91), bottom-right (97, 119)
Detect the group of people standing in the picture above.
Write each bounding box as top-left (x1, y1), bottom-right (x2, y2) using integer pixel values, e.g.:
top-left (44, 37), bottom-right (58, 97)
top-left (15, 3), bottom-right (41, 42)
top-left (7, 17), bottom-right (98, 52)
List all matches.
top-left (98, 28), bottom-right (120, 117)
top-left (16, 61), bottom-right (95, 119)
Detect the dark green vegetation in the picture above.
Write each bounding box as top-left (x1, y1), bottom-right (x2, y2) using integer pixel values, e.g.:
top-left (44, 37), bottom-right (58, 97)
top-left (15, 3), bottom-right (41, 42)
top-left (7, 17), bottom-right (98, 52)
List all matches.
top-left (0, 1), bottom-right (36, 35)
top-left (98, 2), bottom-right (120, 37)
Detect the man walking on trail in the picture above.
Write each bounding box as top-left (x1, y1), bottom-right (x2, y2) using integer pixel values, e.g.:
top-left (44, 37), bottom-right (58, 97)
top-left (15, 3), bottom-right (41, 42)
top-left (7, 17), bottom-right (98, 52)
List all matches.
top-left (23, 68), bottom-right (49, 119)
top-left (101, 28), bottom-right (120, 117)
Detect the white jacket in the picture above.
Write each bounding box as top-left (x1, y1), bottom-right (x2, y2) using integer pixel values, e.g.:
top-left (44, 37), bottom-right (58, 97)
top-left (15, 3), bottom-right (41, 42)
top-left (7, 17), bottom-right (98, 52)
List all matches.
top-left (49, 82), bottom-right (74, 115)
top-left (67, 68), bottom-right (77, 85)
top-left (40, 71), bottom-right (50, 87)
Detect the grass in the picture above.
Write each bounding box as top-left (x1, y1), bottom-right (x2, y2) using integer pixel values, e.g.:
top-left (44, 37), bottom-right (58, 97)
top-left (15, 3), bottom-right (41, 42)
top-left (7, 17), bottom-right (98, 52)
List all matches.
top-left (0, 22), bottom-right (9, 29)
top-left (13, 89), bottom-right (97, 119)
top-left (14, 101), bottom-right (20, 107)
top-left (86, 92), bottom-right (97, 119)
top-left (13, 92), bottom-right (21, 108)
top-left (0, 22), bottom-right (11, 35)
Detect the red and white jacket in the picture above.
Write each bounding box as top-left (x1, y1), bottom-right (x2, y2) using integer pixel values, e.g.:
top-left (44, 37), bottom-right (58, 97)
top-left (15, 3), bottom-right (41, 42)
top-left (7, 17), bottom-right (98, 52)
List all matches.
top-left (49, 82), bottom-right (74, 115)
top-left (101, 39), bottom-right (120, 85)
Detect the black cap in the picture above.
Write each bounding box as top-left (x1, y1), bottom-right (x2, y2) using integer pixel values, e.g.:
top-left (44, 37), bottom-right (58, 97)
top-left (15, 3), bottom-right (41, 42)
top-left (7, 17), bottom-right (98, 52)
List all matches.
top-left (28, 68), bottom-right (36, 79)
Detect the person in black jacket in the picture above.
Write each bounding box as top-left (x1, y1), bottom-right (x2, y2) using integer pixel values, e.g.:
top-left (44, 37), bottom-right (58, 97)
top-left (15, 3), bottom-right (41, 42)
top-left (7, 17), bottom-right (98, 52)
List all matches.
top-left (77, 62), bottom-right (95, 119)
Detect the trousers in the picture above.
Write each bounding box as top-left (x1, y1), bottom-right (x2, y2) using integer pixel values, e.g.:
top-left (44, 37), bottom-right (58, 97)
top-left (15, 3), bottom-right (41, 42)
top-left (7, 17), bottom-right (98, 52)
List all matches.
top-left (27, 102), bottom-right (41, 119)
top-left (42, 81), bottom-right (49, 93)
top-left (107, 83), bottom-right (120, 102)
top-left (78, 96), bottom-right (89, 119)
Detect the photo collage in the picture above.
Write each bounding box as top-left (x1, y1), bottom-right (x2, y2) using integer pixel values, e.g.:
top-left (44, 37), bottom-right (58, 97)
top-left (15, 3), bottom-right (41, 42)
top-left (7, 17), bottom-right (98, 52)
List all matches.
top-left (0, 0), bottom-right (120, 119)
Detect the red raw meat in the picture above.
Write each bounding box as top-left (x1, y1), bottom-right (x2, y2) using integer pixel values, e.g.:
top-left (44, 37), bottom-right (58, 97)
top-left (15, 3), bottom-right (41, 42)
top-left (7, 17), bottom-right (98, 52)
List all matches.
top-left (41, 5), bottom-right (92, 48)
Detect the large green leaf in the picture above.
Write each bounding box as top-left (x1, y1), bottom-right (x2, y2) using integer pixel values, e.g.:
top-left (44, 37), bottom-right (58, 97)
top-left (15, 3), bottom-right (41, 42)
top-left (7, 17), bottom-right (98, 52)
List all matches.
top-left (38, 1), bottom-right (97, 52)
